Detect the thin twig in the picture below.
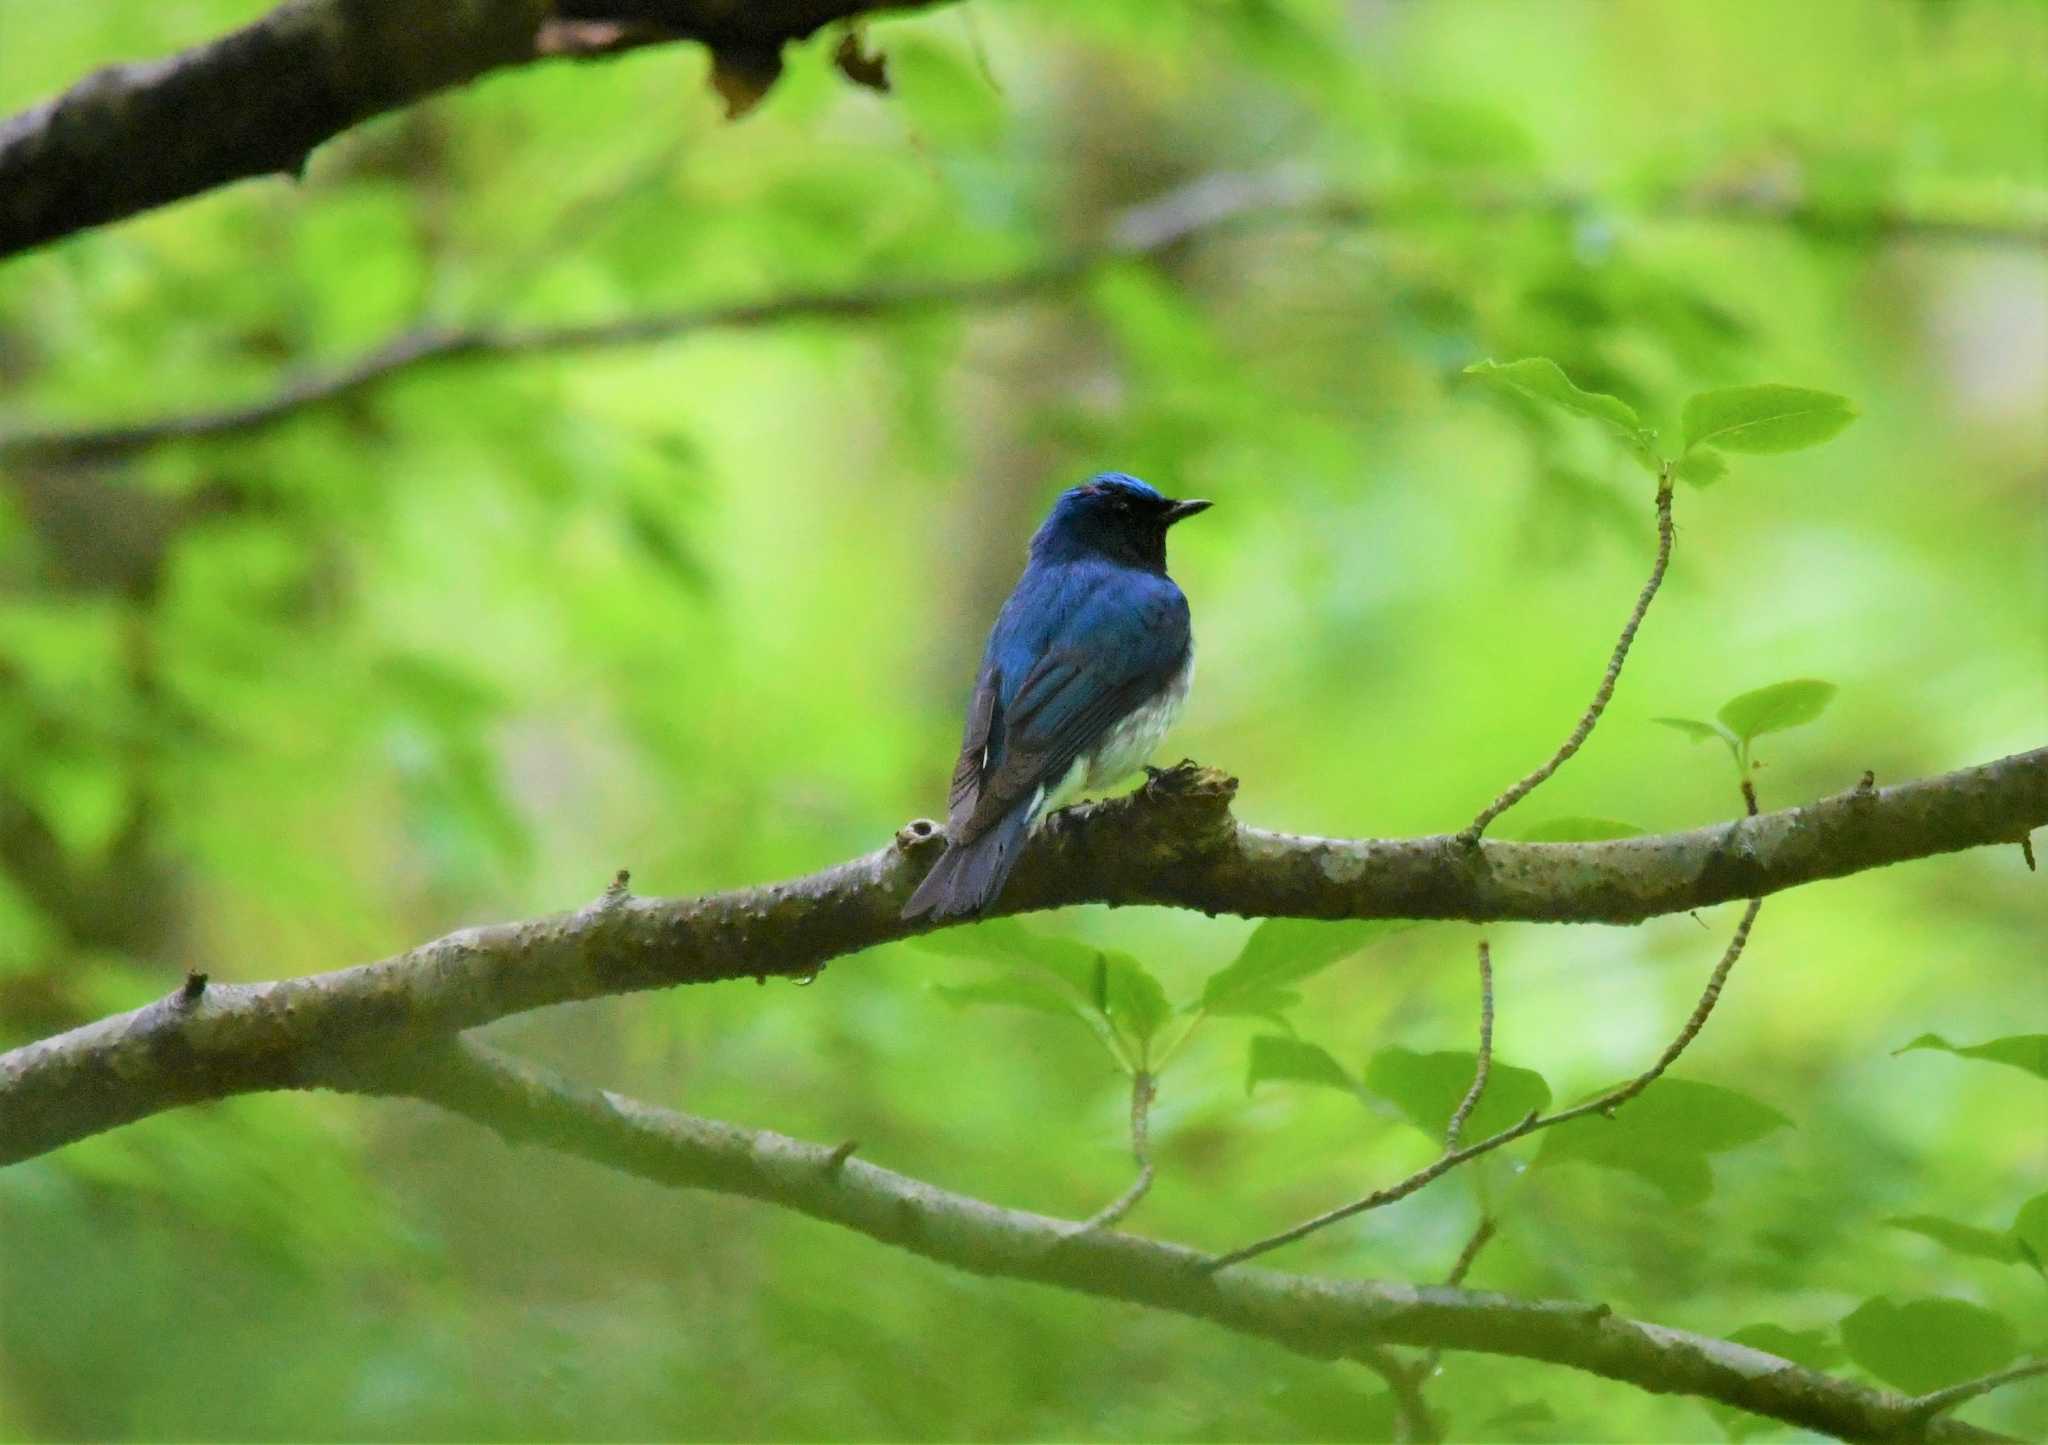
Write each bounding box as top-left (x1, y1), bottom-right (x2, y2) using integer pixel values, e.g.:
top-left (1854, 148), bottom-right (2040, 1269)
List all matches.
top-left (1903, 1359), bottom-right (2048, 1423)
top-left (1207, 887), bottom-right (1761, 1272)
top-left (1357, 1346), bottom-right (1441, 1445)
top-left (1073, 1069), bottom-right (1156, 1234)
top-left (1459, 474), bottom-right (1677, 844)
top-left (1444, 941), bottom-right (1494, 1151)
top-left (0, 171), bottom-right (1315, 465)
top-left (1419, 1213), bottom-right (1501, 1384)
top-left (1444, 1214), bottom-right (1499, 1288)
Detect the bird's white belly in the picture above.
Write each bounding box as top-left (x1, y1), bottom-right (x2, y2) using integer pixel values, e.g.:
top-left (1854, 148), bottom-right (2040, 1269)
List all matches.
top-left (1041, 651), bottom-right (1193, 811)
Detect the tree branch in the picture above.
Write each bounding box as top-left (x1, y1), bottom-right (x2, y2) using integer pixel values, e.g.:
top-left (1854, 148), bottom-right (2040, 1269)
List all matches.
top-left (1, 746), bottom-right (2040, 1167)
top-left (326, 1036), bottom-right (2012, 1443)
top-left (0, 0), bottom-right (948, 261)
top-left (8, 169), bottom-right (2042, 464)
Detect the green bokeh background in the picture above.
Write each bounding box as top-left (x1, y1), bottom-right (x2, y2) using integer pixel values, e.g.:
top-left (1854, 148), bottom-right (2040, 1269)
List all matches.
top-left (0, 2), bottom-right (2042, 1439)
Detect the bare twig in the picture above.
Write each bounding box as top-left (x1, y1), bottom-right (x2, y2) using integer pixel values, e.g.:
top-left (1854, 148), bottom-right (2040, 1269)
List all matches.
top-left (1459, 473), bottom-right (1677, 844)
top-left (1443, 1213), bottom-right (1499, 1288)
top-left (1358, 1346), bottom-right (1441, 1444)
top-left (0, 172), bottom-right (1313, 465)
top-left (1073, 1069), bottom-right (1156, 1233)
top-left (1444, 941), bottom-right (1494, 1151)
top-left (1207, 882), bottom-right (1762, 1272)
top-left (1904, 1360), bottom-right (2048, 1423)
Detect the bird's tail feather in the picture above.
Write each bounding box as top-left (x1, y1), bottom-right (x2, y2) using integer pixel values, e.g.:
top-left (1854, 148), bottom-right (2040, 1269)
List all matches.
top-left (901, 807), bottom-right (1034, 921)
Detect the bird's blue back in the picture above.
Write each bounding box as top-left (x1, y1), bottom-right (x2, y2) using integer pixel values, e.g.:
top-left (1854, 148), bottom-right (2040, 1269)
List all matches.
top-left (978, 555), bottom-right (1190, 782)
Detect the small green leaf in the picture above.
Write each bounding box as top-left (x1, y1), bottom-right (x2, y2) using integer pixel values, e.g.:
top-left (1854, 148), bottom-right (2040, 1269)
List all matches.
top-left (1517, 816), bottom-right (1647, 842)
top-left (931, 976), bottom-right (1085, 1022)
top-left (1652, 716), bottom-right (1735, 747)
top-left (1464, 357), bottom-right (1659, 472)
top-left (1839, 1296), bottom-right (2017, 1394)
top-left (1538, 1078), bottom-right (1790, 1206)
top-left (2011, 1193), bottom-right (2048, 1273)
top-left (1897, 1033), bottom-right (2048, 1082)
top-left (1716, 679), bottom-right (1837, 743)
top-left (1885, 1214), bottom-right (2024, 1265)
top-left (1246, 1036), bottom-right (1357, 1095)
top-left (1363, 1047), bottom-right (1551, 1142)
top-left (1672, 448), bottom-right (1727, 487)
top-left (1726, 1323), bottom-right (1843, 1371)
top-left (1102, 953), bottom-right (1171, 1048)
top-left (908, 918), bottom-right (1096, 976)
top-left (1200, 918), bottom-right (1411, 1015)
top-left (1681, 384), bottom-right (1857, 455)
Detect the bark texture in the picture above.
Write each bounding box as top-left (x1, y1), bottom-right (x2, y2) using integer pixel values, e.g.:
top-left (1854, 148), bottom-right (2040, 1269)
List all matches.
top-left (3, 747), bottom-right (2040, 1166)
top-left (0, 0), bottom-right (942, 259)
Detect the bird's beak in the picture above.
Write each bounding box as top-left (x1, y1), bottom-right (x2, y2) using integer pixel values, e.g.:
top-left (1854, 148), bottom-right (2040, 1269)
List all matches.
top-left (1163, 498), bottom-right (1212, 525)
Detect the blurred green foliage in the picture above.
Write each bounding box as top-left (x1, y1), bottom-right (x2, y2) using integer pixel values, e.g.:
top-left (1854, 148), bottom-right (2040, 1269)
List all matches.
top-left (0, 0), bottom-right (2043, 1439)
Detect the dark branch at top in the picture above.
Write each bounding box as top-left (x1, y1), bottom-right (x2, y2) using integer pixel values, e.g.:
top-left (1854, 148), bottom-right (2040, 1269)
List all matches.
top-left (1, 746), bottom-right (2040, 1167)
top-left (0, 0), bottom-right (948, 261)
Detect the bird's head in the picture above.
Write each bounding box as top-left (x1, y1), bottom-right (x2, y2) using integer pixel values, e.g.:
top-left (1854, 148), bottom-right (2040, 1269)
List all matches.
top-left (1030, 473), bottom-right (1211, 572)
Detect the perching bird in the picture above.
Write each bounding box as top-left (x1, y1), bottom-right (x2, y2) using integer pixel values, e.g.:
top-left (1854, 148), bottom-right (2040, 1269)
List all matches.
top-left (903, 473), bottom-right (1210, 921)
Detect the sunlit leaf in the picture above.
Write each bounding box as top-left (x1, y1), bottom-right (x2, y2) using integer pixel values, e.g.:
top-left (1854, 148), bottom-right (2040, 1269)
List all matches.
top-left (1464, 357), bottom-right (1659, 472)
top-left (1200, 918), bottom-right (1411, 1014)
top-left (1839, 1296), bottom-right (2017, 1394)
top-left (1517, 816), bottom-right (1646, 842)
top-left (1896, 1032), bottom-right (2048, 1081)
top-left (1652, 716), bottom-right (1734, 747)
top-left (1363, 1047), bottom-right (1551, 1142)
top-left (1716, 679), bottom-right (1837, 743)
top-left (1246, 1035), bottom-right (1356, 1094)
top-left (1681, 384), bottom-right (1857, 455)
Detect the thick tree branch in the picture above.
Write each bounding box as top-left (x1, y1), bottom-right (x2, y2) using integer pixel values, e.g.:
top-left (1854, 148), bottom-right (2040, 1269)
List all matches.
top-left (329, 1037), bottom-right (2011, 1443)
top-left (0, 0), bottom-right (947, 260)
top-left (1, 747), bottom-right (2040, 1167)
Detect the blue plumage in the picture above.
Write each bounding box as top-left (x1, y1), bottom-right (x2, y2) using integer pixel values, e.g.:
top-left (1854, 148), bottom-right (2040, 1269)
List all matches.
top-left (904, 473), bottom-right (1209, 921)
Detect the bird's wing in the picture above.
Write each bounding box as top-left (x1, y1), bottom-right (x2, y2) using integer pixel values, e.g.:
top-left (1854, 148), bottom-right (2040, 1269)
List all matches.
top-left (945, 666), bottom-right (1000, 837)
top-left (952, 580), bottom-right (1189, 846)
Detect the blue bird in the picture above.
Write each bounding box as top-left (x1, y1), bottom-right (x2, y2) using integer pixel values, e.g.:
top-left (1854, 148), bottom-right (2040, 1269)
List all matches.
top-left (904, 473), bottom-right (1210, 921)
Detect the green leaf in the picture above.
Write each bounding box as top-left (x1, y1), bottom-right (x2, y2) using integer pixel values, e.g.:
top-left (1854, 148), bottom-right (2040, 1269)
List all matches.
top-left (1246, 1035), bottom-right (1357, 1095)
top-left (1464, 357), bottom-right (1659, 472)
top-left (1716, 679), bottom-right (1837, 743)
top-left (931, 975), bottom-right (1086, 1023)
top-left (1103, 954), bottom-right (1171, 1049)
top-left (1652, 716), bottom-right (1735, 747)
top-left (1681, 384), bottom-right (1857, 455)
top-left (1897, 1032), bottom-right (2048, 1082)
top-left (1538, 1078), bottom-right (1790, 1205)
top-left (1363, 1047), bottom-right (1551, 1142)
top-left (1672, 448), bottom-right (1727, 487)
top-left (1516, 816), bottom-right (1647, 842)
top-left (1885, 1214), bottom-right (2024, 1265)
top-left (1200, 919), bottom-right (1411, 1015)
top-left (1839, 1296), bottom-right (2017, 1394)
top-left (911, 921), bottom-right (1171, 1052)
top-left (907, 918), bottom-right (1097, 975)
top-left (1726, 1323), bottom-right (1843, 1371)
top-left (2011, 1193), bottom-right (2048, 1273)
